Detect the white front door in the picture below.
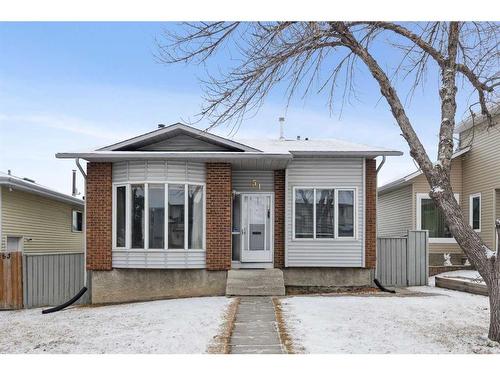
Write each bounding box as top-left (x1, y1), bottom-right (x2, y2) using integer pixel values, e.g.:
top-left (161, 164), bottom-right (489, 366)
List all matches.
top-left (240, 193), bottom-right (273, 262)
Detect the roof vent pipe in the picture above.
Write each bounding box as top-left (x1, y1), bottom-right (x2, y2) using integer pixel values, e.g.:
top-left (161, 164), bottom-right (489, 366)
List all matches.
top-left (72, 169), bottom-right (77, 197)
top-left (278, 117), bottom-right (285, 140)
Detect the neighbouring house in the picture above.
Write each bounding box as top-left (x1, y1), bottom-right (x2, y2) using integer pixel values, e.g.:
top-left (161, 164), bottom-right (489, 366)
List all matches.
top-left (378, 106), bottom-right (500, 272)
top-left (56, 122), bottom-right (401, 304)
top-left (0, 171), bottom-right (84, 309)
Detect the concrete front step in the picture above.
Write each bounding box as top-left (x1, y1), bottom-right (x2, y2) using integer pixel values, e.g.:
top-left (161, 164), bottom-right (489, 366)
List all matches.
top-left (226, 269), bottom-right (285, 296)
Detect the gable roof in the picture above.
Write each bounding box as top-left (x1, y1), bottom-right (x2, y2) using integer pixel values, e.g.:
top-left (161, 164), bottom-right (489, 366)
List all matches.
top-left (97, 123), bottom-right (260, 152)
top-left (454, 103), bottom-right (500, 134)
top-left (56, 122), bottom-right (402, 163)
top-left (378, 146), bottom-right (471, 194)
top-left (0, 172), bottom-right (84, 206)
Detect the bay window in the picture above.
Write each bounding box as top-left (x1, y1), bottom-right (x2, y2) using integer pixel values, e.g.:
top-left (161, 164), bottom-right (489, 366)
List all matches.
top-left (188, 185), bottom-right (204, 249)
top-left (168, 184), bottom-right (185, 249)
top-left (115, 186), bottom-right (126, 247)
top-left (417, 193), bottom-right (459, 243)
top-left (131, 184), bottom-right (145, 248)
top-left (293, 187), bottom-right (356, 240)
top-left (113, 183), bottom-right (204, 250)
top-left (148, 184), bottom-right (165, 249)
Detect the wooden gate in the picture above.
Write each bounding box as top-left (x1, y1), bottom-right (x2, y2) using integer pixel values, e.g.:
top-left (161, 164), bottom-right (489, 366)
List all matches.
top-left (0, 251), bottom-right (23, 310)
top-left (376, 230), bottom-right (429, 287)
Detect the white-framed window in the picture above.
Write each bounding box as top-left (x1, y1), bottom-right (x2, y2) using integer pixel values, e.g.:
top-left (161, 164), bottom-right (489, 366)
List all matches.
top-left (112, 182), bottom-right (205, 251)
top-left (72, 210), bottom-right (83, 232)
top-left (416, 193), bottom-right (459, 243)
top-left (6, 236), bottom-right (23, 252)
top-left (469, 193), bottom-right (481, 232)
top-left (293, 187), bottom-right (356, 240)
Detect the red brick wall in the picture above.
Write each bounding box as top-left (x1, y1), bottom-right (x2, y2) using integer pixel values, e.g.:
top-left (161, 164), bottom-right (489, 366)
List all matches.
top-left (274, 170), bottom-right (285, 268)
top-left (205, 163), bottom-right (232, 271)
top-left (86, 162), bottom-right (113, 271)
top-left (365, 159), bottom-right (377, 269)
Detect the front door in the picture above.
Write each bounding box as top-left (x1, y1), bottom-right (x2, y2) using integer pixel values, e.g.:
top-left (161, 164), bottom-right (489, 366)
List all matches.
top-left (240, 193), bottom-right (273, 262)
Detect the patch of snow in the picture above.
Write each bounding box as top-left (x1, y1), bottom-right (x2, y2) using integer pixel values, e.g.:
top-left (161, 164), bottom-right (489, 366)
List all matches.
top-left (281, 285), bottom-right (499, 354)
top-left (483, 245), bottom-right (497, 259)
top-left (0, 297), bottom-right (231, 354)
top-left (432, 186), bottom-right (444, 193)
top-left (428, 270), bottom-right (482, 287)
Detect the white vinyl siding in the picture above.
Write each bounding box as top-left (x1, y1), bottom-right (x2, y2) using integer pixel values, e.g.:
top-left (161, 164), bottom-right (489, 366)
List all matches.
top-left (113, 161), bottom-right (206, 184)
top-left (285, 158), bottom-right (365, 267)
top-left (112, 161), bottom-right (206, 269)
top-left (0, 189), bottom-right (83, 253)
top-left (378, 185), bottom-right (413, 237)
top-left (136, 134), bottom-right (231, 151)
top-left (460, 115), bottom-right (500, 251)
top-left (232, 170), bottom-right (274, 192)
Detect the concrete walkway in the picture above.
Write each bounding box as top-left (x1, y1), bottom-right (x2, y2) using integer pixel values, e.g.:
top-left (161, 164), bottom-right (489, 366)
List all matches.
top-left (229, 297), bottom-right (284, 354)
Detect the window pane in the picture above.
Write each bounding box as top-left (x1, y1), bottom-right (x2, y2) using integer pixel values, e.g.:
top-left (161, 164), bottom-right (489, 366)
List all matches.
top-left (421, 198), bottom-right (452, 238)
top-left (149, 184), bottom-right (165, 249)
top-left (168, 184), bottom-right (185, 249)
top-left (72, 210), bottom-right (83, 232)
top-left (315, 189), bottom-right (335, 238)
top-left (188, 185), bottom-right (203, 249)
top-left (295, 189), bottom-right (313, 238)
top-left (131, 184), bottom-right (145, 248)
top-left (116, 186), bottom-right (126, 247)
top-left (338, 190), bottom-right (354, 237)
top-left (472, 196), bottom-right (480, 230)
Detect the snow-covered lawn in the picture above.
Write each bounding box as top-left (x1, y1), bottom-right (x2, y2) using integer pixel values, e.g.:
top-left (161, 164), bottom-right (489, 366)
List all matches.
top-left (281, 285), bottom-right (500, 354)
top-left (0, 297), bottom-right (230, 354)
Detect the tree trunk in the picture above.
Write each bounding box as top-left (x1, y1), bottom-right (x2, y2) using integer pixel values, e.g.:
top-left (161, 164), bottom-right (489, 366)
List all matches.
top-left (491, 222), bottom-right (500, 341)
top-left (489, 281), bottom-right (500, 341)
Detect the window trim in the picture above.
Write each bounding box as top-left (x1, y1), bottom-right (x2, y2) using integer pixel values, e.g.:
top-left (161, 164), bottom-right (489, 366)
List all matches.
top-left (292, 186), bottom-right (357, 241)
top-left (469, 193), bottom-right (481, 232)
top-left (416, 192), bottom-right (459, 244)
top-left (112, 181), bottom-right (206, 252)
top-left (71, 209), bottom-right (83, 233)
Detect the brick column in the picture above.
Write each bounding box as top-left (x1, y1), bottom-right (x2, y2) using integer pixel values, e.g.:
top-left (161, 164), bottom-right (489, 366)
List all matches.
top-left (86, 162), bottom-right (113, 270)
top-left (365, 159), bottom-right (377, 269)
top-left (206, 163), bottom-right (232, 271)
top-left (274, 170), bottom-right (285, 268)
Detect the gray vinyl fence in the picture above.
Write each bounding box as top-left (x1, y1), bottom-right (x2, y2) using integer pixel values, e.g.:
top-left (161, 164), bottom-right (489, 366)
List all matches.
top-left (376, 230), bottom-right (429, 287)
top-left (23, 252), bottom-right (89, 308)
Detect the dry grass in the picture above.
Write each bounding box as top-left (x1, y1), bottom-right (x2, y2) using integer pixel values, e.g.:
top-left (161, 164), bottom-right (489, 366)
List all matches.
top-left (207, 297), bottom-right (240, 354)
top-left (273, 297), bottom-right (304, 354)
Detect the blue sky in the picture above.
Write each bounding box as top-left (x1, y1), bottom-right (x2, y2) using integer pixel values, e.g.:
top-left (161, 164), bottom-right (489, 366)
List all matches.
top-left (0, 22), bottom-right (476, 196)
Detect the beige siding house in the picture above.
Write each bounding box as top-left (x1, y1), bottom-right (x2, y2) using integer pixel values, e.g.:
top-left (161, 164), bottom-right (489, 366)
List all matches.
top-left (0, 172), bottom-right (84, 254)
top-left (378, 107), bottom-right (500, 267)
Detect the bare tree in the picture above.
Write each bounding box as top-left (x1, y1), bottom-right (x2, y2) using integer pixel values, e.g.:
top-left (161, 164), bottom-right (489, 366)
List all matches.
top-left (157, 22), bottom-right (500, 341)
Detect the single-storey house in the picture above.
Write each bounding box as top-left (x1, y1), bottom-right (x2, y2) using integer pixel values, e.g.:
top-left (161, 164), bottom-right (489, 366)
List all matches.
top-left (0, 171), bottom-right (84, 309)
top-left (378, 107), bottom-right (500, 271)
top-left (56, 123), bottom-right (401, 303)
